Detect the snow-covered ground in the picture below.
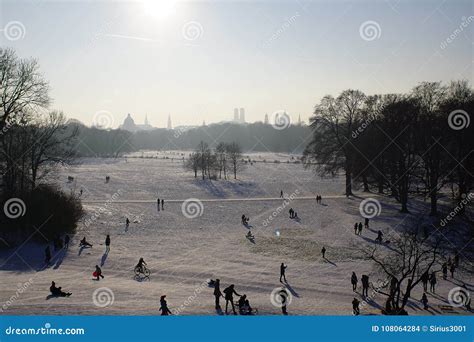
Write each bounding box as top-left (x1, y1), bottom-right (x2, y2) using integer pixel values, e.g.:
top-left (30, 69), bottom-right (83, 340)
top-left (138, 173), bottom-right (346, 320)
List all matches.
top-left (0, 154), bottom-right (472, 316)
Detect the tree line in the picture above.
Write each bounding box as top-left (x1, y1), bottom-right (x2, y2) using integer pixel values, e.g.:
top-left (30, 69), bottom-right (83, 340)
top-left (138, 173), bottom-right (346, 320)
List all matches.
top-left (186, 141), bottom-right (244, 180)
top-left (0, 49), bottom-right (83, 245)
top-left (303, 81), bottom-right (473, 215)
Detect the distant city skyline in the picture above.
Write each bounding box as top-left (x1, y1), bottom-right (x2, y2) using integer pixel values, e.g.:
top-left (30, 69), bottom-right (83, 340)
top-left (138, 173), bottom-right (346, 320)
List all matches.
top-left (1, 0), bottom-right (471, 128)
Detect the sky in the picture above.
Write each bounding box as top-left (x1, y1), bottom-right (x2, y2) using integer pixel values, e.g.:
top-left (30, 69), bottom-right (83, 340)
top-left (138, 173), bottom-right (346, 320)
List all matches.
top-left (0, 0), bottom-right (472, 128)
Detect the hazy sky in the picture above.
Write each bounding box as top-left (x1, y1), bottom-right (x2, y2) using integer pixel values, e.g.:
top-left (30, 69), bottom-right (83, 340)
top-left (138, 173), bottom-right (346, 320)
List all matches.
top-left (0, 0), bottom-right (472, 128)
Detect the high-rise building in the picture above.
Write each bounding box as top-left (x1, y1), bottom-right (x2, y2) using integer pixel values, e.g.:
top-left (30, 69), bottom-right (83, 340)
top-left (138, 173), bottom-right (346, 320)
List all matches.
top-left (233, 108), bottom-right (239, 122)
top-left (264, 113), bottom-right (269, 124)
top-left (167, 115), bottom-right (172, 130)
top-left (239, 108), bottom-right (245, 123)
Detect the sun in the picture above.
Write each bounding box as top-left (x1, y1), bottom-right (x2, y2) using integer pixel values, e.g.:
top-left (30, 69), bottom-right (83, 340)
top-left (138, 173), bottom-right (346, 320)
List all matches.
top-left (142, 0), bottom-right (177, 20)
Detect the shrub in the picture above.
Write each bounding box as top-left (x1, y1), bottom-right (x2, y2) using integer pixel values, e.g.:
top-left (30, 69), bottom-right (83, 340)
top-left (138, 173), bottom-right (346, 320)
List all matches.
top-left (0, 185), bottom-right (84, 245)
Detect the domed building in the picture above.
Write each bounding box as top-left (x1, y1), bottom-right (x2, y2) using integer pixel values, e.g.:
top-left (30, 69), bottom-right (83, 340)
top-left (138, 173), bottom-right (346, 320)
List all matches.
top-left (120, 113), bottom-right (154, 132)
top-left (121, 113), bottom-right (136, 132)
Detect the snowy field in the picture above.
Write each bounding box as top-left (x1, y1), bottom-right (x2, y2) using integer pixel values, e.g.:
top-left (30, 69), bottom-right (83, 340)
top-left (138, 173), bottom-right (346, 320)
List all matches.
top-left (0, 153), bottom-right (472, 316)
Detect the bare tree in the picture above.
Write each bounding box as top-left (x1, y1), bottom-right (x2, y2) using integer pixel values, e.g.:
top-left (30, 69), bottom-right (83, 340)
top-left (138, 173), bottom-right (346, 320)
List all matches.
top-left (226, 142), bottom-right (243, 179)
top-left (215, 142), bottom-right (228, 179)
top-left (362, 227), bottom-right (444, 315)
top-left (0, 48), bottom-right (50, 131)
top-left (29, 111), bottom-right (78, 188)
top-left (186, 152), bottom-right (200, 178)
top-left (196, 141), bottom-right (210, 180)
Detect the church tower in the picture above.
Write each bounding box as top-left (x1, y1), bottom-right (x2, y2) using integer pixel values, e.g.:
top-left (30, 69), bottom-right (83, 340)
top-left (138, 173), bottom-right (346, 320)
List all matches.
top-left (167, 115), bottom-right (172, 130)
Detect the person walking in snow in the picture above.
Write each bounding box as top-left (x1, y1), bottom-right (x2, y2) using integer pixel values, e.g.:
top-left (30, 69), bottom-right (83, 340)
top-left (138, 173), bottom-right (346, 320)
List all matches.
top-left (125, 217), bottom-right (130, 229)
top-left (351, 272), bottom-right (358, 292)
top-left (161, 199), bottom-right (164, 210)
top-left (280, 263), bottom-right (287, 283)
top-left (157, 198), bottom-right (160, 211)
top-left (159, 295), bottom-right (172, 315)
top-left (321, 246), bottom-right (326, 259)
top-left (421, 271), bottom-right (429, 292)
top-left (354, 223), bottom-right (358, 235)
top-left (429, 272), bottom-right (437, 293)
top-left (442, 263), bottom-right (448, 280)
top-left (280, 190), bottom-right (283, 198)
top-left (280, 288), bottom-right (289, 315)
top-left (364, 217), bottom-right (369, 228)
top-left (376, 230), bottom-right (383, 243)
top-left (352, 297), bottom-right (360, 315)
top-left (105, 235), bottom-right (110, 253)
top-left (213, 279), bottom-right (223, 309)
top-left (361, 275), bottom-right (369, 297)
top-left (421, 293), bottom-right (429, 310)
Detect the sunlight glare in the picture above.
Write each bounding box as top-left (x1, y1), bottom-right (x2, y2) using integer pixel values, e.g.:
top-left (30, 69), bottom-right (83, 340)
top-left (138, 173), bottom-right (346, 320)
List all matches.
top-left (143, 0), bottom-right (177, 20)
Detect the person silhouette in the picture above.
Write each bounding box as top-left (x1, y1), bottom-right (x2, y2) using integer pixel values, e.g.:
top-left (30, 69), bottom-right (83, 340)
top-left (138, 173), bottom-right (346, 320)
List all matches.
top-left (105, 235), bottom-right (110, 253)
top-left (280, 263), bottom-right (287, 282)
top-left (352, 297), bottom-right (360, 315)
top-left (351, 272), bottom-right (358, 292)
top-left (223, 284), bottom-right (241, 315)
top-left (280, 288), bottom-right (289, 315)
top-left (159, 295), bottom-right (172, 315)
top-left (213, 279), bottom-right (223, 309)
